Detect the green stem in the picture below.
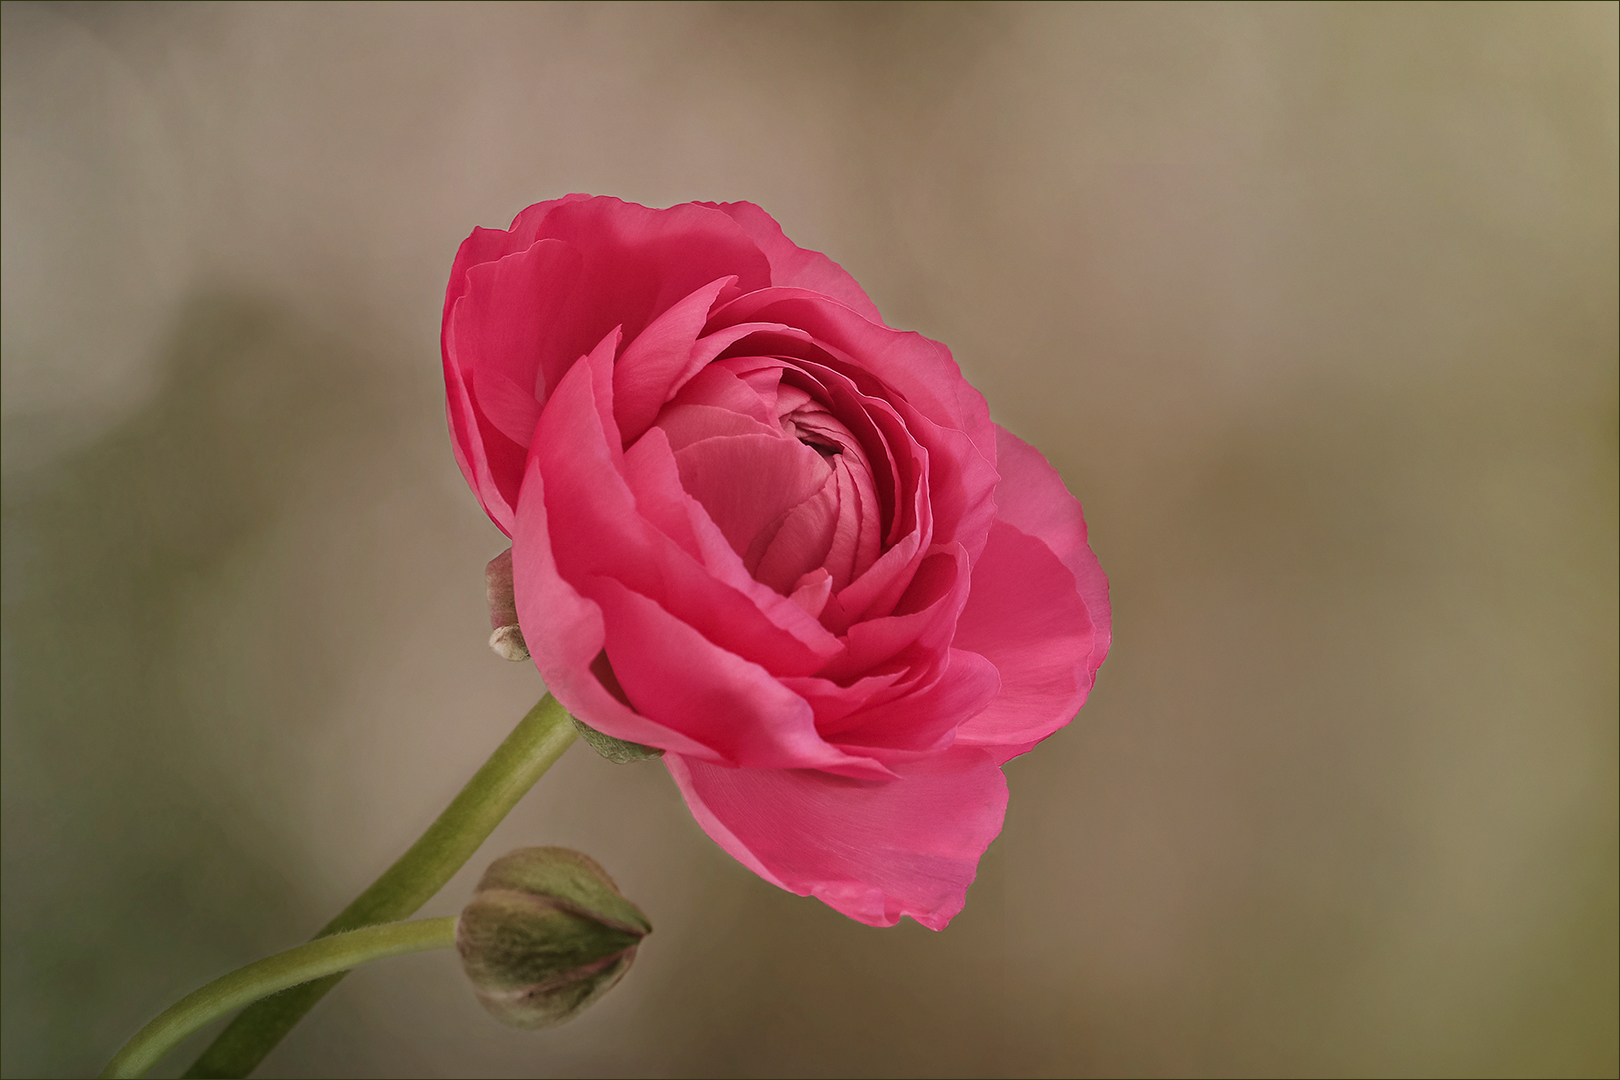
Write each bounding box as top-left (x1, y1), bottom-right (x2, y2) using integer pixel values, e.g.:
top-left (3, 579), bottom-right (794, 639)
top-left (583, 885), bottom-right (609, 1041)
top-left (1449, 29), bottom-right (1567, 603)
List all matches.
top-left (103, 917), bottom-right (458, 1079)
top-left (181, 693), bottom-right (577, 1078)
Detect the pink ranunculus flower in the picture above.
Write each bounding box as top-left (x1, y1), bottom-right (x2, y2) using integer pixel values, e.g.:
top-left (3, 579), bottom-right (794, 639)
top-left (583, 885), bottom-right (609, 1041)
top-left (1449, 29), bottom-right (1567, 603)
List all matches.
top-left (442, 196), bottom-right (1110, 930)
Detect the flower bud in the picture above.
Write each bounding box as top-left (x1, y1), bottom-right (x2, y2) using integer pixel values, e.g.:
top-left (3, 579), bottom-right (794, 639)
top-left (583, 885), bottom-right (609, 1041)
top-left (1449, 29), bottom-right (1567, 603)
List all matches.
top-left (485, 548), bottom-right (529, 661)
top-left (456, 847), bottom-right (651, 1029)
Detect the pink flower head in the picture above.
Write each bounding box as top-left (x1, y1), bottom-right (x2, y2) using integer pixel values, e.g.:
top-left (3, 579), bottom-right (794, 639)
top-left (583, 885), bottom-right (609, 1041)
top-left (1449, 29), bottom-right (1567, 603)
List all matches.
top-left (442, 196), bottom-right (1110, 929)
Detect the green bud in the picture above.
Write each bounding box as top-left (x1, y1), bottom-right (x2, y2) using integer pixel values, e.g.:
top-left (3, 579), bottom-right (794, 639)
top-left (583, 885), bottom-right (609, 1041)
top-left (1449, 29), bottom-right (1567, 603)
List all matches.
top-left (456, 847), bottom-right (651, 1030)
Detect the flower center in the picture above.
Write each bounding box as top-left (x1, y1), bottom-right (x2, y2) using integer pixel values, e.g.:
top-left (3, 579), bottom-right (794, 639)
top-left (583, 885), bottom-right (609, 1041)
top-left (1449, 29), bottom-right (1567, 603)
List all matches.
top-left (648, 359), bottom-right (888, 622)
top-left (797, 432), bottom-right (841, 458)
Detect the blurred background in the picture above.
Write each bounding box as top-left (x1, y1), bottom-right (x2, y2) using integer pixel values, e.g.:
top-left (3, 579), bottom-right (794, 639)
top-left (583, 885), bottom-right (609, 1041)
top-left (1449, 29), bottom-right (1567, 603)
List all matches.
top-left (2, 2), bottom-right (1615, 1077)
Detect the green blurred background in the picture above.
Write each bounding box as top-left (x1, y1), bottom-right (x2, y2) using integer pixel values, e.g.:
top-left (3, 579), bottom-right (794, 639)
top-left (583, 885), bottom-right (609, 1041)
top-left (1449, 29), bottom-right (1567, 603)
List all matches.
top-left (2, 2), bottom-right (1615, 1077)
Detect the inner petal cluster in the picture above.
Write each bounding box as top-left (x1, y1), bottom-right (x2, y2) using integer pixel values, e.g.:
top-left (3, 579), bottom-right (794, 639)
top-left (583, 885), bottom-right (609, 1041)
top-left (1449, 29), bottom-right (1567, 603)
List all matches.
top-left (645, 355), bottom-right (892, 627)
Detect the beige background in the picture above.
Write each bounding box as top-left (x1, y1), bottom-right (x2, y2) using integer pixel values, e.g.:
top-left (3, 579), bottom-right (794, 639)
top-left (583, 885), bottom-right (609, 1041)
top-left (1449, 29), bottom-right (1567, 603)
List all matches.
top-left (2, 2), bottom-right (1615, 1077)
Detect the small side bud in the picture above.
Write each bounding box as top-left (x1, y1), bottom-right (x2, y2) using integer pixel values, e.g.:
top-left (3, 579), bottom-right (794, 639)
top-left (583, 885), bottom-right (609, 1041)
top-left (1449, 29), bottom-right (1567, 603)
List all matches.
top-left (457, 847), bottom-right (651, 1030)
top-left (488, 624), bottom-right (530, 662)
top-left (485, 548), bottom-right (529, 661)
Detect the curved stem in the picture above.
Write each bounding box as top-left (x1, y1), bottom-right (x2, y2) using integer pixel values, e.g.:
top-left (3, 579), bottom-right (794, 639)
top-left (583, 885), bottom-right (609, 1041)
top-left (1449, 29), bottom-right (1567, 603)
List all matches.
top-left (182, 693), bottom-right (577, 1078)
top-left (103, 917), bottom-right (458, 1079)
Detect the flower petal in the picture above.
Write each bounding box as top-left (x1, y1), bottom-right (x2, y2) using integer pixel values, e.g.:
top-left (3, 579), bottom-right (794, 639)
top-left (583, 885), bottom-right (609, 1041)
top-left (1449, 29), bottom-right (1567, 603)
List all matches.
top-left (672, 433), bottom-right (832, 567)
top-left (441, 234), bottom-right (591, 529)
top-left (654, 404), bottom-right (779, 451)
top-left (442, 323), bottom-right (522, 536)
top-left (534, 197), bottom-right (771, 382)
top-left (536, 335), bottom-right (840, 675)
top-left (751, 470), bottom-right (841, 595)
top-left (711, 288), bottom-right (996, 468)
top-left (440, 194), bottom-right (592, 327)
top-left (585, 575), bottom-right (890, 778)
top-left (951, 520), bottom-right (1097, 763)
top-left (665, 747), bottom-right (1008, 929)
top-left (620, 426), bottom-right (844, 662)
top-left (664, 362), bottom-right (780, 428)
top-left (611, 276), bottom-right (740, 443)
top-left (820, 543), bottom-right (969, 683)
top-left (827, 647), bottom-right (1000, 757)
top-left (989, 426), bottom-right (1112, 674)
top-left (510, 454), bottom-right (719, 761)
top-left (457, 238), bottom-right (585, 418)
top-left (699, 200), bottom-right (885, 324)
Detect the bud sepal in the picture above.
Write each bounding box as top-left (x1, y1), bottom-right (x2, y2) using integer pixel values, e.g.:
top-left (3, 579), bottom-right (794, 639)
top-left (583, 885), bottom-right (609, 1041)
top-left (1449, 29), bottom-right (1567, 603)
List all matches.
top-left (571, 716), bottom-right (663, 763)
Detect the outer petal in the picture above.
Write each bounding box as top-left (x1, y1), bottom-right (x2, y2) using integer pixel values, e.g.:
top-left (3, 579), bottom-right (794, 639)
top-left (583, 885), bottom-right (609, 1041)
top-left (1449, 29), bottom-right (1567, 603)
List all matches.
top-left (444, 238), bottom-right (587, 525)
top-left (990, 426), bottom-right (1112, 673)
top-left (441, 196), bottom-right (590, 531)
top-left (827, 647), bottom-right (1000, 758)
top-left (700, 200), bottom-right (886, 324)
top-left (529, 197), bottom-right (771, 382)
top-left (441, 327), bottom-right (523, 536)
top-left (665, 747), bottom-right (1008, 929)
top-left (510, 454), bottom-right (720, 761)
top-left (440, 194), bottom-right (592, 328)
top-left (584, 575), bottom-right (891, 778)
top-left (951, 520), bottom-right (1097, 763)
top-left (458, 238), bottom-right (585, 419)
